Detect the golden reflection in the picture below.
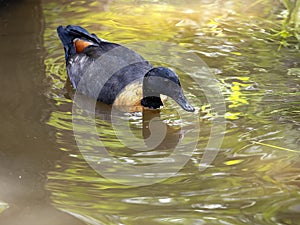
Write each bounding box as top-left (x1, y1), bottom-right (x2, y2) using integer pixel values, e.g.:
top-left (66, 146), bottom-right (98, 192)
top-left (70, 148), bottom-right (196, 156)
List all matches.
top-left (47, 111), bottom-right (73, 131)
top-left (0, 202), bottom-right (8, 214)
top-left (219, 77), bottom-right (252, 120)
top-left (42, 1), bottom-right (300, 224)
top-left (224, 159), bottom-right (244, 166)
top-left (228, 81), bottom-right (249, 108)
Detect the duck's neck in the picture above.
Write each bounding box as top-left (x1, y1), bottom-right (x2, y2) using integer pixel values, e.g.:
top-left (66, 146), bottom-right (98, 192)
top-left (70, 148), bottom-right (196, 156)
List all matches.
top-left (141, 96), bottom-right (163, 109)
top-left (141, 75), bottom-right (164, 109)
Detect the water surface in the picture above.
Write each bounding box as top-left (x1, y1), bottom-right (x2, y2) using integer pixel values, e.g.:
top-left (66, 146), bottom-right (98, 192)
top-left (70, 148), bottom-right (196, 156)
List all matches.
top-left (0, 0), bottom-right (299, 224)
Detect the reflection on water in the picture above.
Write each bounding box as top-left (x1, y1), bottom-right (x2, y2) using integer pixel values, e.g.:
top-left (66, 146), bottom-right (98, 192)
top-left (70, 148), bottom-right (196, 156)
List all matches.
top-left (43, 0), bottom-right (299, 223)
top-left (0, 0), bottom-right (299, 224)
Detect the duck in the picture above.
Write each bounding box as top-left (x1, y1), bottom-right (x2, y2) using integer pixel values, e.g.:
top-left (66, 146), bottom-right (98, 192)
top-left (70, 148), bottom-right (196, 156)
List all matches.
top-left (57, 25), bottom-right (194, 112)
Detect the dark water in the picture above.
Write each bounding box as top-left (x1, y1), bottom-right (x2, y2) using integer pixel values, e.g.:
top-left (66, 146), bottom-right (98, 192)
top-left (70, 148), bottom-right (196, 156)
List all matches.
top-left (1, 0), bottom-right (299, 224)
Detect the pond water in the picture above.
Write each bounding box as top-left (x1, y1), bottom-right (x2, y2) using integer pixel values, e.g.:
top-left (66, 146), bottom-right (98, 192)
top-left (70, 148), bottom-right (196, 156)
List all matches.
top-left (0, 0), bottom-right (299, 224)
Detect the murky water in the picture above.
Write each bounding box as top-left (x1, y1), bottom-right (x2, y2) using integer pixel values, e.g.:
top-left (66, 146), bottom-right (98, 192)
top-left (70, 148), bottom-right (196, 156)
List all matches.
top-left (0, 0), bottom-right (299, 224)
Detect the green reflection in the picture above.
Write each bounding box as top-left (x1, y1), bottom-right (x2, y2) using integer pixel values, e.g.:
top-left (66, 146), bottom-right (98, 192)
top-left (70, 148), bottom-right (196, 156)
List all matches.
top-left (43, 0), bottom-right (300, 224)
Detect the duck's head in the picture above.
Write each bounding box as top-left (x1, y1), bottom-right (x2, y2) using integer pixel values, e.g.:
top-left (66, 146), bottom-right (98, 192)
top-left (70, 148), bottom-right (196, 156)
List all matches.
top-left (141, 67), bottom-right (195, 112)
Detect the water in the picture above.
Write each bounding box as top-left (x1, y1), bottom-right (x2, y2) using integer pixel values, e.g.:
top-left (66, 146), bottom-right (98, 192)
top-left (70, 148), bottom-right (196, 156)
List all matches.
top-left (0, 0), bottom-right (299, 224)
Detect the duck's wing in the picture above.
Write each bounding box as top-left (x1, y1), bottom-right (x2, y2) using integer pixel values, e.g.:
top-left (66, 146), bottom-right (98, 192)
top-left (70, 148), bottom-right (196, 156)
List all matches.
top-left (57, 25), bottom-right (106, 61)
top-left (57, 25), bottom-right (121, 88)
top-left (57, 25), bottom-right (154, 105)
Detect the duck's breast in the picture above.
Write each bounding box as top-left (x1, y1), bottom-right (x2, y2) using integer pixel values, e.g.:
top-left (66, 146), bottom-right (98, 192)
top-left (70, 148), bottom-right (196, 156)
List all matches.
top-left (113, 80), bottom-right (143, 107)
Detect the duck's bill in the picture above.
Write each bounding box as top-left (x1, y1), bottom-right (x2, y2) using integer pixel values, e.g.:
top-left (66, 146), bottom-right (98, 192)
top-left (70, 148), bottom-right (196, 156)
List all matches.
top-left (175, 93), bottom-right (195, 112)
